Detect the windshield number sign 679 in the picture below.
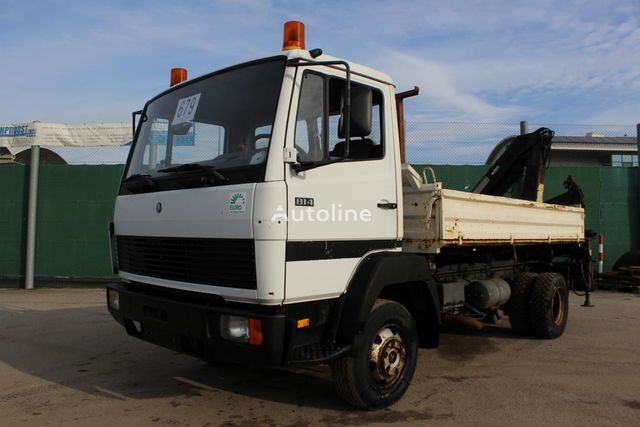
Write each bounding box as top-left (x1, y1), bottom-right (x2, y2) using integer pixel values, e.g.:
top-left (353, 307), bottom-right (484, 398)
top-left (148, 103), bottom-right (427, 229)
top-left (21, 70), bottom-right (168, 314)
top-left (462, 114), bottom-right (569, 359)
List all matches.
top-left (173, 93), bottom-right (201, 125)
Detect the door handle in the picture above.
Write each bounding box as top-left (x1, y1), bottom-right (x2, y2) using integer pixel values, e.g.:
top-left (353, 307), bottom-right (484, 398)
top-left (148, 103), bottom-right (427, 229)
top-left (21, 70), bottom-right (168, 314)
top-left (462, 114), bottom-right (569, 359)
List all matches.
top-left (377, 202), bottom-right (397, 210)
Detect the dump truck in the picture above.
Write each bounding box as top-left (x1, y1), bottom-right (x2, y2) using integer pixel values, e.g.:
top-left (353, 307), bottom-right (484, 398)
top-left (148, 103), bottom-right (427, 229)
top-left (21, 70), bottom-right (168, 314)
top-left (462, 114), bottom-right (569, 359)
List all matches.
top-left (106, 21), bottom-right (589, 409)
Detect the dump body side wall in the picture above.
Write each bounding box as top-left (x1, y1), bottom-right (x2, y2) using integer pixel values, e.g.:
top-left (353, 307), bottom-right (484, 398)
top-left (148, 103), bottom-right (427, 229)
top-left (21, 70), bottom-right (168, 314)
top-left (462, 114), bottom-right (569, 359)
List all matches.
top-left (401, 166), bottom-right (585, 254)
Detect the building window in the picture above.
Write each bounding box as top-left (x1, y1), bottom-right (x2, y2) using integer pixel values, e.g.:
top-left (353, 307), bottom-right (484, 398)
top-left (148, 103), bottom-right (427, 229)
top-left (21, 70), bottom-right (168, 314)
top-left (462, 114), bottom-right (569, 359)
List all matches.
top-left (611, 154), bottom-right (638, 167)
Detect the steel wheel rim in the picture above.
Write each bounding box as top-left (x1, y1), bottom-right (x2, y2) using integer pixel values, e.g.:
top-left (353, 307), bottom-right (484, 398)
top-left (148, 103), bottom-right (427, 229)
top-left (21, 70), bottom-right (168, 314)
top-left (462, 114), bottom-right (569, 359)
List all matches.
top-left (368, 325), bottom-right (406, 389)
top-left (552, 287), bottom-right (565, 326)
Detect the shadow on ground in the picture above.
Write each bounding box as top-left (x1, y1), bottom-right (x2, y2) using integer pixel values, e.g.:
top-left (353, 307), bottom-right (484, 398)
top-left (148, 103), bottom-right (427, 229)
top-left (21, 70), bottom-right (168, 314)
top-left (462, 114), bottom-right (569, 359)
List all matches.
top-left (0, 304), bottom-right (346, 410)
top-left (0, 303), bottom-right (527, 410)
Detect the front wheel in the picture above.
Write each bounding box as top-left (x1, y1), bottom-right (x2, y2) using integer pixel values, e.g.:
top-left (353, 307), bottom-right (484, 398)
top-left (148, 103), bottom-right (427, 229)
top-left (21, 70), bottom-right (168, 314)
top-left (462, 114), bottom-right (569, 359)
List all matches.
top-left (330, 299), bottom-right (418, 410)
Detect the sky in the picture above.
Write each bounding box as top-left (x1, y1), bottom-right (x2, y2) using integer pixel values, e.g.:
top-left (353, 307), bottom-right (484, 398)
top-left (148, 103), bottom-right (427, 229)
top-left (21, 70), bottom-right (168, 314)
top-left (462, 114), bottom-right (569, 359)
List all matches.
top-left (1, 0), bottom-right (639, 142)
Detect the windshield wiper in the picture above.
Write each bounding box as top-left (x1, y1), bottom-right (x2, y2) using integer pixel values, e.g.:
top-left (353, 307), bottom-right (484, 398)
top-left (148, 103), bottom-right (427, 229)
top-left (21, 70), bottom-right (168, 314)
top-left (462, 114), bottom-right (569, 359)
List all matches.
top-left (122, 173), bottom-right (152, 183)
top-left (121, 173), bottom-right (156, 192)
top-left (158, 163), bottom-right (227, 183)
top-left (158, 163), bottom-right (204, 173)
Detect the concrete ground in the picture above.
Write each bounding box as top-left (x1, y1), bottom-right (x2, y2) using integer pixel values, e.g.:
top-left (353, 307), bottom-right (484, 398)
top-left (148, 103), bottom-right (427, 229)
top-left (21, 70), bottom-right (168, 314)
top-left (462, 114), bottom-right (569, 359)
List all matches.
top-left (0, 289), bottom-right (638, 426)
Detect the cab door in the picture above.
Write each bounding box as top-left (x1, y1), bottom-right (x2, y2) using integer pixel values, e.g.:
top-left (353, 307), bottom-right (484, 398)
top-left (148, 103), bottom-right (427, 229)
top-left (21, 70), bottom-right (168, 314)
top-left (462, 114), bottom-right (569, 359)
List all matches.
top-left (283, 69), bottom-right (399, 303)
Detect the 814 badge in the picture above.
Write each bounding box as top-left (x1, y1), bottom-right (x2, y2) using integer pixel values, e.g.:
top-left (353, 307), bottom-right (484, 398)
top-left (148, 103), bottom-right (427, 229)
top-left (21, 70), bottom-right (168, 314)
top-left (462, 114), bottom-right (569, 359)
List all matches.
top-left (295, 197), bottom-right (314, 207)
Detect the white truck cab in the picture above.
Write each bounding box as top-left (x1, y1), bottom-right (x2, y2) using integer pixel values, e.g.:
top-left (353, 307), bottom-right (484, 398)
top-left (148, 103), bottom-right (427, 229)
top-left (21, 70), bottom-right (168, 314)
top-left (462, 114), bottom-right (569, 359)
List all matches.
top-left (107, 22), bottom-right (589, 409)
top-left (114, 48), bottom-right (401, 305)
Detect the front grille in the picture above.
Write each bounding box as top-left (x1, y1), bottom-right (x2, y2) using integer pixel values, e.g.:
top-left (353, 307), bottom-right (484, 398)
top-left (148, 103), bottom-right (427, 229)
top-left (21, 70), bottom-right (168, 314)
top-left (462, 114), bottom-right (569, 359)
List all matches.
top-left (116, 236), bottom-right (256, 289)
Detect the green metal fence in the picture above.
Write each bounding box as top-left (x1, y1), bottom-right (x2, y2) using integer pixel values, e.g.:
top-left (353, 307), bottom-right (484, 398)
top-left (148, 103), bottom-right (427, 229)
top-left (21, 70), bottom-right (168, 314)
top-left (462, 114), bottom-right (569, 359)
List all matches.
top-left (0, 164), bottom-right (123, 281)
top-left (0, 164), bottom-right (636, 283)
top-left (0, 165), bottom-right (27, 277)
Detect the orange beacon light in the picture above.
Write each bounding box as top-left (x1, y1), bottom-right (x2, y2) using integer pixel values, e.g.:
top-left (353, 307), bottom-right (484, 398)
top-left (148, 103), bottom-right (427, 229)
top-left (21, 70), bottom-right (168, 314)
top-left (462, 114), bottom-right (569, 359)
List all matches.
top-left (282, 21), bottom-right (305, 51)
top-left (170, 67), bottom-right (188, 87)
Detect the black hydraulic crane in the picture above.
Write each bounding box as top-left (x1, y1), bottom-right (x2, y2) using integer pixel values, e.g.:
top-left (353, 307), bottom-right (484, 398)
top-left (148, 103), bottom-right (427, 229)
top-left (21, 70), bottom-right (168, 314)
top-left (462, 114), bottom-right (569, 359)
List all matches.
top-left (473, 127), bottom-right (554, 202)
top-left (473, 127), bottom-right (585, 208)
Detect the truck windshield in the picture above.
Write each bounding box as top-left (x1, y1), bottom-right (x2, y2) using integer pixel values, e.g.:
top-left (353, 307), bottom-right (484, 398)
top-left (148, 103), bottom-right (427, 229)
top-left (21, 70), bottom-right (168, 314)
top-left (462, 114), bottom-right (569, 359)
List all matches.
top-left (122, 58), bottom-right (285, 192)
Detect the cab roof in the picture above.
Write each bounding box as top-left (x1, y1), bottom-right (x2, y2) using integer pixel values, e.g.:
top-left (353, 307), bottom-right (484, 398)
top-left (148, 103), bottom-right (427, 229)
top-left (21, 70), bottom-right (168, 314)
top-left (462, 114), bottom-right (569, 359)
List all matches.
top-left (155, 50), bottom-right (395, 103)
top-left (282, 49), bottom-right (395, 87)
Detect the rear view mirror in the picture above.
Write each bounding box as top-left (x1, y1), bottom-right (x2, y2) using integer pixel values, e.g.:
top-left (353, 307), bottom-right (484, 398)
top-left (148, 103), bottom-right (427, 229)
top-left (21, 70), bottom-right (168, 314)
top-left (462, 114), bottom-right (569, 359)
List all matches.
top-left (339, 86), bottom-right (372, 138)
top-left (172, 122), bottom-right (193, 135)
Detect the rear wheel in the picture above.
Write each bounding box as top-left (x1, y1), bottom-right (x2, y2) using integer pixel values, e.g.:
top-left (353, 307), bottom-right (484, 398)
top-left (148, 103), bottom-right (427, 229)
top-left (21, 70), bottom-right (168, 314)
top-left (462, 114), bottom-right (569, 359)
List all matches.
top-left (330, 299), bottom-right (418, 410)
top-left (507, 272), bottom-right (538, 335)
top-left (529, 273), bottom-right (569, 339)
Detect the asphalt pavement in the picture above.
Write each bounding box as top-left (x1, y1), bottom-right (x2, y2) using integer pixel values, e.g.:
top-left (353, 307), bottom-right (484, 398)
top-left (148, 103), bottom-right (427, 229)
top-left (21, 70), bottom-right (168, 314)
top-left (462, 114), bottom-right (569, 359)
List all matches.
top-left (0, 288), bottom-right (638, 426)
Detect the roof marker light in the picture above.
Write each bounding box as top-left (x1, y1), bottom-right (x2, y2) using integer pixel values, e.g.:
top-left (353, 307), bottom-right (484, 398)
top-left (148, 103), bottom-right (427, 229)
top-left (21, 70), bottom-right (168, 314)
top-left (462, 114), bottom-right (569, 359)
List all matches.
top-left (282, 21), bottom-right (305, 51)
top-left (170, 67), bottom-right (188, 87)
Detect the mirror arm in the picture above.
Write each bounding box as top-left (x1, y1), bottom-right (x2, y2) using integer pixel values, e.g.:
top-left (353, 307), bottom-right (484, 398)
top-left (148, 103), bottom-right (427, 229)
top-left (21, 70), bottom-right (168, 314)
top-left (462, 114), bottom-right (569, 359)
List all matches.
top-left (131, 110), bottom-right (143, 138)
top-left (292, 160), bottom-right (304, 174)
top-left (343, 67), bottom-right (351, 160)
top-left (293, 158), bottom-right (343, 173)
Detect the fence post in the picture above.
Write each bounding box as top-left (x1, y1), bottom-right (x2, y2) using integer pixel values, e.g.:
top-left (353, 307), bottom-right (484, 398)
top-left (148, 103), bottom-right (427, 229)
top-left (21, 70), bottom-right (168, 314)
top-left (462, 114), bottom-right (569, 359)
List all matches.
top-left (598, 234), bottom-right (604, 274)
top-left (520, 120), bottom-right (528, 135)
top-left (25, 145), bottom-right (40, 290)
top-left (637, 123), bottom-right (639, 252)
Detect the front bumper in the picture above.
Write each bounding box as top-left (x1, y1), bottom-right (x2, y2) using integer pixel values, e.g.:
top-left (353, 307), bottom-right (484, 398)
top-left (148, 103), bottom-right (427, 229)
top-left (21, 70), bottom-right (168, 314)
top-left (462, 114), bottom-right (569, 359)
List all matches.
top-left (106, 282), bottom-right (286, 366)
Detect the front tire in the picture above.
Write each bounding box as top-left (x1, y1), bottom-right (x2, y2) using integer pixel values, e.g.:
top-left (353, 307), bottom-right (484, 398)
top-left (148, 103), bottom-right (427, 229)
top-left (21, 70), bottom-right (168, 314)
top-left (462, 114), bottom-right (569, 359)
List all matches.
top-left (529, 273), bottom-right (569, 339)
top-left (330, 299), bottom-right (418, 410)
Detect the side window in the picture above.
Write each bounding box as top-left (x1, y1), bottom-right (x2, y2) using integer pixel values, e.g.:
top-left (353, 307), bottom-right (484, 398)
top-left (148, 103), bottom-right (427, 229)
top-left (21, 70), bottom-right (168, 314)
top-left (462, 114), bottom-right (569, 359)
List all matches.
top-left (328, 115), bottom-right (340, 155)
top-left (370, 103), bottom-right (382, 145)
top-left (327, 78), bottom-right (384, 160)
top-left (294, 73), bottom-right (325, 162)
top-left (295, 72), bottom-right (385, 163)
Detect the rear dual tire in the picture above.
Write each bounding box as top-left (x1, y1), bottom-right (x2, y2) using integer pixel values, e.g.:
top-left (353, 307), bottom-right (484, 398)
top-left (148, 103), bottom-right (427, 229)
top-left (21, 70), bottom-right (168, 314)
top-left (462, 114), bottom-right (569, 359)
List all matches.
top-left (508, 272), bottom-right (569, 339)
top-left (529, 273), bottom-right (569, 339)
top-left (506, 272), bottom-right (538, 335)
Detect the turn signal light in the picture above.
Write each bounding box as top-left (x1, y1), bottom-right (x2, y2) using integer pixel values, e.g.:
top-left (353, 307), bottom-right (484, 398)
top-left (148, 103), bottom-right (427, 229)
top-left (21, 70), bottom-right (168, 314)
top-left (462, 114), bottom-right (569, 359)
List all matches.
top-left (170, 67), bottom-right (188, 87)
top-left (282, 21), bottom-right (305, 51)
top-left (248, 319), bottom-right (263, 346)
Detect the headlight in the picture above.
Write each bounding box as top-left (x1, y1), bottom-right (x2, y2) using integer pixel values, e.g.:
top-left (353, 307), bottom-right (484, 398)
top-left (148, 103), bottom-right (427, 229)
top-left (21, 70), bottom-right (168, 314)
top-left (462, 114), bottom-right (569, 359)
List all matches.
top-left (107, 288), bottom-right (120, 311)
top-left (220, 315), bottom-right (263, 346)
